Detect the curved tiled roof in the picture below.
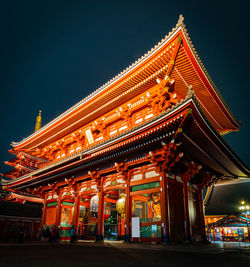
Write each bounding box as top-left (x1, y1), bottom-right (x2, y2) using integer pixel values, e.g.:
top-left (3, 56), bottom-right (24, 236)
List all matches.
top-left (11, 15), bottom-right (239, 150)
top-left (10, 16), bottom-right (182, 148)
top-left (5, 93), bottom-right (249, 190)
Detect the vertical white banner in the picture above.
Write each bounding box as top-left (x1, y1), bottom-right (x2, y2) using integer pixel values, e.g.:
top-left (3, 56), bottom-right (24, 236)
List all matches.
top-left (132, 217), bottom-right (140, 238)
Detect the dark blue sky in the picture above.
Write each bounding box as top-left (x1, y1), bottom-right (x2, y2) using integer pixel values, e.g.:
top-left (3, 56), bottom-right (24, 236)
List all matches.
top-left (0, 0), bottom-right (249, 175)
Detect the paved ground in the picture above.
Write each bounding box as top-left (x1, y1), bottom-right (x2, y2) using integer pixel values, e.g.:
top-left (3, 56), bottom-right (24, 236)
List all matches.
top-left (1, 241), bottom-right (250, 266)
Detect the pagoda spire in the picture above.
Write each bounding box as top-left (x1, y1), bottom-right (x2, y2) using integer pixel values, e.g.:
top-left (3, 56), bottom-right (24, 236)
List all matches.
top-left (34, 110), bottom-right (42, 132)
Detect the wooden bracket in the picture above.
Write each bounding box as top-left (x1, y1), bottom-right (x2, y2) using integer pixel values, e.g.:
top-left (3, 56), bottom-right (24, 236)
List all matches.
top-left (88, 170), bottom-right (102, 191)
top-left (182, 161), bottom-right (202, 183)
top-left (114, 162), bottom-right (130, 181)
top-left (147, 139), bottom-right (183, 173)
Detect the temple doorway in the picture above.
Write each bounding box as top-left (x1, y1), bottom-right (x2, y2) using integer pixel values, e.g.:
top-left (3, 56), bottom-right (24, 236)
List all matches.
top-left (78, 194), bottom-right (97, 240)
top-left (103, 189), bottom-right (126, 240)
top-left (103, 190), bottom-right (119, 240)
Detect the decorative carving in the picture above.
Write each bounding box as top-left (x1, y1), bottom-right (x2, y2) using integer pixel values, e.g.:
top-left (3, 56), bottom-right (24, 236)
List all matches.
top-left (182, 161), bottom-right (202, 182)
top-left (147, 139), bottom-right (183, 173)
top-left (185, 85), bottom-right (195, 99)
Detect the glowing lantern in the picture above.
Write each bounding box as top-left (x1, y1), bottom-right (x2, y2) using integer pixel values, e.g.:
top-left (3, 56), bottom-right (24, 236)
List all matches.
top-left (116, 194), bottom-right (136, 218)
top-left (116, 194), bottom-right (126, 218)
top-left (90, 195), bottom-right (99, 218)
top-left (79, 205), bottom-right (89, 222)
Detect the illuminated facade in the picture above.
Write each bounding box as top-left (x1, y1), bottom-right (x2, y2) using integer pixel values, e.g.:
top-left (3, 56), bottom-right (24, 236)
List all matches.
top-left (2, 15), bottom-right (249, 243)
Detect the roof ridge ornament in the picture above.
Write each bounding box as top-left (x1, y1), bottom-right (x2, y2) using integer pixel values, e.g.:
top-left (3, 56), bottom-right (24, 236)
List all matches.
top-left (177, 14), bottom-right (184, 27)
top-left (185, 85), bottom-right (195, 99)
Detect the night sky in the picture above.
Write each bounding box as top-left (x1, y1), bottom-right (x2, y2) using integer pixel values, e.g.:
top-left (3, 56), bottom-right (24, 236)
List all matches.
top-left (1, 0), bottom-right (249, 177)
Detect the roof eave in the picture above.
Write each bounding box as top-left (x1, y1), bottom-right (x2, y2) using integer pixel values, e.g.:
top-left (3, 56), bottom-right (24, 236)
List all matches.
top-left (6, 96), bottom-right (249, 189)
top-left (179, 23), bottom-right (240, 129)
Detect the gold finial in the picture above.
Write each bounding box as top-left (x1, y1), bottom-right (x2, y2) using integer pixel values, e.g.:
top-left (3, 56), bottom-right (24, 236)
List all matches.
top-left (35, 110), bottom-right (42, 132)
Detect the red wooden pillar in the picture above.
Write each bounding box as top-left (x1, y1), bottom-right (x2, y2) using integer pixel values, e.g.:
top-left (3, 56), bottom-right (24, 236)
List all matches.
top-left (73, 184), bottom-right (80, 235)
top-left (41, 193), bottom-right (47, 226)
top-left (183, 179), bottom-right (191, 242)
top-left (125, 175), bottom-right (131, 242)
top-left (160, 171), bottom-right (170, 243)
top-left (96, 177), bottom-right (104, 241)
top-left (115, 163), bottom-right (130, 241)
top-left (198, 188), bottom-right (206, 242)
top-left (55, 190), bottom-right (62, 227)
